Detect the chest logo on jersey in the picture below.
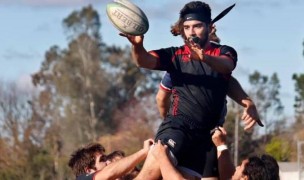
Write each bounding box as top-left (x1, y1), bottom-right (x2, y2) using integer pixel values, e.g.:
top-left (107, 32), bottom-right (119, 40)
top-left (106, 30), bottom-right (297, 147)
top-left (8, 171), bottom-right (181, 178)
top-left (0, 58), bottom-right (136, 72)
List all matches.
top-left (181, 54), bottom-right (191, 62)
top-left (174, 47), bottom-right (191, 62)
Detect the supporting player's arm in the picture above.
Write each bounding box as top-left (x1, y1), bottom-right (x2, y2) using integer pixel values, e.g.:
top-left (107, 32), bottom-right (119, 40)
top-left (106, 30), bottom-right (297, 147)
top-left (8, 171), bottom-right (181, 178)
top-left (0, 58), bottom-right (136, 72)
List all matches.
top-left (151, 140), bottom-right (186, 180)
top-left (212, 127), bottom-right (235, 180)
top-left (95, 139), bottom-right (154, 180)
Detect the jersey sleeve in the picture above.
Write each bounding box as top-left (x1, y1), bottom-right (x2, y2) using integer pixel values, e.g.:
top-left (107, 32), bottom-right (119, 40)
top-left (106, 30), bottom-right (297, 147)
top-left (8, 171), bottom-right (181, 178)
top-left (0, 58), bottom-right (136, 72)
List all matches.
top-left (219, 45), bottom-right (238, 68)
top-left (149, 47), bottom-right (174, 71)
top-left (160, 72), bottom-right (172, 92)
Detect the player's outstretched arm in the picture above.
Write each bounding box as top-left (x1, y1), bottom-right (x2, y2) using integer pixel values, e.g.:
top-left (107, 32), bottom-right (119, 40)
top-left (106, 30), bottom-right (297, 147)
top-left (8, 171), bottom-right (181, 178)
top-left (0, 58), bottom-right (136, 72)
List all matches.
top-left (227, 76), bottom-right (263, 130)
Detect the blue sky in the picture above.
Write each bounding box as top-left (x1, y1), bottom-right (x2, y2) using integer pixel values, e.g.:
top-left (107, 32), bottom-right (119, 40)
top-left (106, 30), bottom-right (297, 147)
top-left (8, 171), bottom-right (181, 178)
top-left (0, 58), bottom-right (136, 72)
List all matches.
top-left (1, 0), bottom-right (304, 117)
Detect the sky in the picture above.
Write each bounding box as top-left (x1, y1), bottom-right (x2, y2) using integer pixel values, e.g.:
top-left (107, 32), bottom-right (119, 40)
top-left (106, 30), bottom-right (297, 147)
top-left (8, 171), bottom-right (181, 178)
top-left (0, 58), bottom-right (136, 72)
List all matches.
top-left (1, 0), bottom-right (304, 118)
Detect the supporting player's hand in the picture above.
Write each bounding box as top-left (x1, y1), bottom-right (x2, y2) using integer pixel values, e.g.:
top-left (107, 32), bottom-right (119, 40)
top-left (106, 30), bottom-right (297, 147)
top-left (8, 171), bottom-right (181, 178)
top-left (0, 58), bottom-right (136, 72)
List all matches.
top-left (150, 140), bottom-right (168, 161)
top-left (143, 138), bottom-right (154, 153)
top-left (212, 127), bottom-right (227, 147)
top-left (242, 101), bottom-right (263, 131)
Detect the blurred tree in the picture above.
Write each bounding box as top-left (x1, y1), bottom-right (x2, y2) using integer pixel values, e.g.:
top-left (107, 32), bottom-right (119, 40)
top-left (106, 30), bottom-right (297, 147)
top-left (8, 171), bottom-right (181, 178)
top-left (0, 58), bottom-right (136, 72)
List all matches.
top-left (265, 137), bottom-right (291, 161)
top-left (292, 74), bottom-right (304, 124)
top-left (0, 82), bottom-right (58, 179)
top-left (31, 4), bottom-right (162, 179)
top-left (248, 71), bottom-right (284, 142)
top-left (0, 3), bottom-right (168, 179)
top-left (0, 83), bottom-right (31, 178)
top-left (291, 45), bottom-right (304, 163)
top-left (100, 93), bottom-right (159, 154)
top-left (32, 5), bottom-right (109, 151)
top-left (31, 5), bottom-right (110, 179)
top-left (63, 4), bottom-right (101, 42)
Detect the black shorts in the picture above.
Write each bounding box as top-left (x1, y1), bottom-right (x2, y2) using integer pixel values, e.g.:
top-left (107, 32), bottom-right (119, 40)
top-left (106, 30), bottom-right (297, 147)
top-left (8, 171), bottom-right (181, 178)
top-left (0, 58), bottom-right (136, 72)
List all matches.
top-left (155, 115), bottom-right (218, 177)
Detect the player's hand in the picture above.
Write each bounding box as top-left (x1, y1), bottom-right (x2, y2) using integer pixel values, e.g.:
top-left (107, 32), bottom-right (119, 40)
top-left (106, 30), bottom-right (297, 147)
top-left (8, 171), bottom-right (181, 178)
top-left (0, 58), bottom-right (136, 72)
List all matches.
top-left (143, 138), bottom-right (154, 152)
top-left (119, 33), bottom-right (144, 46)
top-left (186, 36), bottom-right (205, 61)
top-left (151, 140), bottom-right (168, 160)
top-left (242, 101), bottom-right (263, 131)
top-left (212, 127), bottom-right (227, 147)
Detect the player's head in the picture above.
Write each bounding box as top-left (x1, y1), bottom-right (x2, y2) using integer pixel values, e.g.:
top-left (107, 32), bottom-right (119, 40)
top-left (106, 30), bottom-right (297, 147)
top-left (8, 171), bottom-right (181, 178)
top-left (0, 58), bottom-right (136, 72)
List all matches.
top-left (68, 143), bottom-right (107, 176)
top-left (232, 154), bottom-right (279, 180)
top-left (171, 1), bottom-right (212, 47)
top-left (106, 150), bottom-right (125, 164)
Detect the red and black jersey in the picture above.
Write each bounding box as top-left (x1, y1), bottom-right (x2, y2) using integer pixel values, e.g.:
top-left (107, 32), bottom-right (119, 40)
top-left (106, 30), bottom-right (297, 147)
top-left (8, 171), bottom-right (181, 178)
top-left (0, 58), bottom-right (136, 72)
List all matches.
top-left (151, 42), bottom-right (237, 129)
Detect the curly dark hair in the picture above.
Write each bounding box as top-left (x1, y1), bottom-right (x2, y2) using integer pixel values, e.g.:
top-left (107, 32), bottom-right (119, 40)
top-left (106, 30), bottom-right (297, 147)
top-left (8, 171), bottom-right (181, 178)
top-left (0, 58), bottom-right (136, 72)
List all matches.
top-left (243, 154), bottom-right (279, 180)
top-left (171, 1), bottom-right (211, 38)
top-left (68, 143), bottom-right (105, 177)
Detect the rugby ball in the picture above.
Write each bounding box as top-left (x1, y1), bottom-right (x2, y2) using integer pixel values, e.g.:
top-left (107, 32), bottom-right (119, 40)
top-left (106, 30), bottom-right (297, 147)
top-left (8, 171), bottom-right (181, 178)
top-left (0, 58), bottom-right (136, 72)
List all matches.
top-left (106, 0), bottom-right (149, 35)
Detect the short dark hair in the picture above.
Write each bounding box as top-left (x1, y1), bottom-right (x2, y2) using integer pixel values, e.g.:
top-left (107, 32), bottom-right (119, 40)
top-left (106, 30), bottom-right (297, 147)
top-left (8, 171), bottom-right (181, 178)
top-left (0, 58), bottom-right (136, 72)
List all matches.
top-left (107, 150), bottom-right (125, 161)
top-left (261, 154), bottom-right (280, 180)
top-left (68, 143), bottom-right (105, 177)
top-left (243, 154), bottom-right (279, 180)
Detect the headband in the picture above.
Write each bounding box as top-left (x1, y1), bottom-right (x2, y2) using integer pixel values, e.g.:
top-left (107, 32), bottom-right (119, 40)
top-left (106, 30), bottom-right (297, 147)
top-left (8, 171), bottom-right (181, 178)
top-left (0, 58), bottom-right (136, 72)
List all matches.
top-left (182, 13), bottom-right (210, 23)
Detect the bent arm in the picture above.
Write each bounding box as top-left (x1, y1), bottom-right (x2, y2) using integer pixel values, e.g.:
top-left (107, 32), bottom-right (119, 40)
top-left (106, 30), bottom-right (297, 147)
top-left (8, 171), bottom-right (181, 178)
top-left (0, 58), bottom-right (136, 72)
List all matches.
top-left (217, 149), bottom-right (235, 180)
top-left (132, 44), bottom-right (159, 69)
top-left (151, 141), bottom-right (185, 180)
top-left (227, 76), bottom-right (252, 107)
top-left (158, 152), bottom-right (184, 180)
top-left (203, 55), bottom-right (235, 74)
top-left (227, 76), bottom-right (263, 129)
top-left (212, 127), bottom-right (235, 180)
top-left (189, 44), bottom-right (237, 74)
top-left (95, 149), bottom-right (148, 180)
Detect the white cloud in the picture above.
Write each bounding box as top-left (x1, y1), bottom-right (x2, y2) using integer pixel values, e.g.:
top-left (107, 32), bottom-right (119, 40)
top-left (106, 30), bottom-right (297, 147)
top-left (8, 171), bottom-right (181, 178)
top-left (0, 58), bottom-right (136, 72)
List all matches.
top-left (16, 74), bottom-right (37, 93)
top-left (2, 49), bottom-right (40, 61)
top-left (35, 23), bottom-right (51, 32)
